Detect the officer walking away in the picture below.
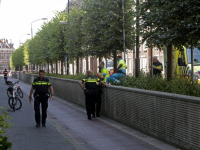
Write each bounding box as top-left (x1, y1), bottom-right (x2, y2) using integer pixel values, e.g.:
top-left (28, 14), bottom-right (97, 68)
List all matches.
top-left (3, 69), bottom-right (8, 84)
top-left (152, 56), bottom-right (163, 76)
top-left (79, 70), bottom-right (100, 120)
top-left (29, 70), bottom-right (54, 127)
top-left (99, 61), bottom-right (110, 82)
top-left (92, 72), bottom-right (107, 118)
top-left (106, 56), bottom-right (127, 84)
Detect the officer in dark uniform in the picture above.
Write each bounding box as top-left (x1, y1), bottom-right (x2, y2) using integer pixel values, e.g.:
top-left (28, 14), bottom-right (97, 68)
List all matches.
top-left (29, 70), bottom-right (54, 127)
top-left (93, 72), bottom-right (107, 117)
top-left (152, 56), bottom-right (163, 76)
top-left (79, 70), bottom-right (100, 120)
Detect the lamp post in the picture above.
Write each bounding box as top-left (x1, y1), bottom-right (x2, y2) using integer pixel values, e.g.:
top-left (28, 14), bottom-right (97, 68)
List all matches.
top-left (19, 34), bottom-right (30, 46)
top-left (31, 18), bottom-right (47, 39)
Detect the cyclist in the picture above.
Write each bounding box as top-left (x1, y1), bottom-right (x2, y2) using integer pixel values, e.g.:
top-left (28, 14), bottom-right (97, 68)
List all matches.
top-left (3, 69), bottom-right (8, 84)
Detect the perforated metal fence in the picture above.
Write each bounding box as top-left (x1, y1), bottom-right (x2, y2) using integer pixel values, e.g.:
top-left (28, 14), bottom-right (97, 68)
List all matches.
top-left (14, 74), bottom-right (200, 150)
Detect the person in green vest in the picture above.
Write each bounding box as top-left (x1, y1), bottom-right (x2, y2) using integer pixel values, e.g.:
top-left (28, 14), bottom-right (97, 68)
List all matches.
top-left (106, 56), bottom-right (127, 84)
top-left (99, 61), bottom-right (110, 82)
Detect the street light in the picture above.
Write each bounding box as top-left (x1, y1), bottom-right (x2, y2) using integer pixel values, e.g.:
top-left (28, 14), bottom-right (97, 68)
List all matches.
top-left (31, 18), bottom-right (47, 39)
top-left (19, 34), bottom-right (30, 46)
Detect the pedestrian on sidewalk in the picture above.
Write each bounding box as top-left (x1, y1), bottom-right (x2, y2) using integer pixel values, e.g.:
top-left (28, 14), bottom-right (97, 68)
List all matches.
top-left (29, 70), bottom-right (54, 127)
top-left (79, 70), bottom-right (100, 120)
top-left (3, 68), bottom-right (8, 84)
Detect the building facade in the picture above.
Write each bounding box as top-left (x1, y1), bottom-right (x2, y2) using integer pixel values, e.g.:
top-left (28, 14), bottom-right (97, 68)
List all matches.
top-left (0, 39), bottom-right (15, 71)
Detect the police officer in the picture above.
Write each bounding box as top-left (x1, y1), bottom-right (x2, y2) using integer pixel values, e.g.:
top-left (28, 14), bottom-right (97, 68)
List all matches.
top-left (107, 56), bottom-right (127, 84)
top-left (99, 61), bottom-right (110, 82)
top-left (94, 72), bottom-right (107, 117)
top-left (29, 70), bottom-right (54, 127)
top-left (152, 56), bottom-right (163, 76)
top-left (79, 70), bottom-right (100, 120)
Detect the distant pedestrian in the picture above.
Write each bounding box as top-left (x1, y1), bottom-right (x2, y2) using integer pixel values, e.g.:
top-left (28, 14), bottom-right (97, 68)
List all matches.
top-left (99, 61), bottom-right (110, 82)
top-left (29, 70), bottom-right (54, 127)
top-left (107, 56), bottom-right (127, 84)
top-left (152, 56), bottom-right (163, 76)
top-left (3, 68), bottom-right (8, 84)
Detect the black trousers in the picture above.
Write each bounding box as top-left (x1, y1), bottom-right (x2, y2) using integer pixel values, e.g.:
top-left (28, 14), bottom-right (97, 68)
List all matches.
top-left (95, 94), bottom-right (101, 113)
top-left (34, 95), bottom-right (48, 124)
top-left (85, 93), bottom-right (95, 117)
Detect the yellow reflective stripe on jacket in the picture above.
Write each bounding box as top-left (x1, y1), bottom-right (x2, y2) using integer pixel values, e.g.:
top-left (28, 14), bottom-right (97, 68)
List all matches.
top-left (32, 82), bottom-right (51, 85)
top-left (118, 60), bottom-right (127, 70)
top-left (157, 65), bottom-right (162, 69)
top-left (83, 78), bottom-right (100, 82)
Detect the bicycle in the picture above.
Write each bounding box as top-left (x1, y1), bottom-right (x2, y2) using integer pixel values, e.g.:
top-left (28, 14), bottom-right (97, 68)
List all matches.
top-left (6, 81), bottom-right (22, 111)
top-left (7, 81), bottom-right (23, 98)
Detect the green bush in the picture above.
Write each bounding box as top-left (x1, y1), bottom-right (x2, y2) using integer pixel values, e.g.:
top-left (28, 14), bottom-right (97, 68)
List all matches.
top-left (0, 107), bottom-right (12, 150)
top-left (119, 73), bottom-right (200, 97)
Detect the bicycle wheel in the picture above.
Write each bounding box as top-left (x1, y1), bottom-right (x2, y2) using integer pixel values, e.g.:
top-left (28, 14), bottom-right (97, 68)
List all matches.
top-left (8, 97), bottom-right (22, 110)
top-left (17, 88), bottom-right (23, 98)
top-left (7, 90), bottom-right (12, 98)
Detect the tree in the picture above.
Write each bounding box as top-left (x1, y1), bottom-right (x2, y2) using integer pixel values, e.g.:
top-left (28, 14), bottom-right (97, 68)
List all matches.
top-left (82, 0), bottom-right (135, 71)
top-left (139, 0), bottom-right (200, 80)
top-left (64, 8), bottom-right (85, 74)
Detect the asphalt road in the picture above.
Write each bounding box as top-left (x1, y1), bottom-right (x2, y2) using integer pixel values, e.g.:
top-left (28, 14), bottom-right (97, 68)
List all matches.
top-left (0, 76), bottom-right (177, 150)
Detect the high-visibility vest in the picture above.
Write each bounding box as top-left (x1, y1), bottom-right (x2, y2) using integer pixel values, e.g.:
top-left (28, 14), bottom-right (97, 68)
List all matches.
top-left (118, 59), bottom-right (127, 72)
top-left (101, 67), bottom-right (110, 82)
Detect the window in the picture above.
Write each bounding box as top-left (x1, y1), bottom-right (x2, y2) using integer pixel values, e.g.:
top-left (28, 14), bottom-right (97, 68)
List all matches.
top-left (4, 53), bottom-right (6, 60)
top-left (186, 47), bottom-right (200, 64)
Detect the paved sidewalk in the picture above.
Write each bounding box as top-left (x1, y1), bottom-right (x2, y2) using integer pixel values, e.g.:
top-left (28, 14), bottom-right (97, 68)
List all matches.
top-left (0, 76), bottom-right (76, 150)
top-left (0, 76), bottom-right (177, 150)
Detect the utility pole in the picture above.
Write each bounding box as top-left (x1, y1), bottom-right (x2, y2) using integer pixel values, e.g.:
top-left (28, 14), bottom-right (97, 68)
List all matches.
top-left (135, 0), bottom-right (140, 77)
top-left (122, 0), bottom-right (126, 61)
top-left (67, 0), bottom-right (70, 75)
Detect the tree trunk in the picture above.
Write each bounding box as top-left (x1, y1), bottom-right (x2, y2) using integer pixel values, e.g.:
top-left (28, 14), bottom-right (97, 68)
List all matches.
top-left (47, 62), bottom-right (49, 74)
top-left (56, 61), bottom-right (58, 75)
top-left (86, 57), bottom-right (88, 71)
top-left (50, 61), bottom-right (53, 73)
top-left (113, 51), bottom-right (117, 73)
top-left (73, 58), bottom-right (75, 75)
top-left (61, 60), bottom-right (64, 75)
top-left (33, 64), bottom-right (35, 70)
top-left (167, 44), bottom-right (173, 81)
top-left (99, 56), bottom-right (101, 72)
top-left (77, 56), bottom-right (79, 74)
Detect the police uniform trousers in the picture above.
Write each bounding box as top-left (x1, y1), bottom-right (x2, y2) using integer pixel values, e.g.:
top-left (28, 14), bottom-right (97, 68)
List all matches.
top-left (85, 92), bottom-right (96, 117)
top-left (95, 92), bottom-right (102, 115)
top-left (34, 94), bottom-right (48, 124)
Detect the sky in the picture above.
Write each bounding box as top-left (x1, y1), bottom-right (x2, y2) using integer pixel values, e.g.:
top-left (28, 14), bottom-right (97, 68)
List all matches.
top-left (0, 0), bottom-right (68, 49)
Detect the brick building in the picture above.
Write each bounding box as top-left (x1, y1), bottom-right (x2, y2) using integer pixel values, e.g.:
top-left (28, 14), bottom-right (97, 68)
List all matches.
top-left (0, 39), bottom-right (15, 71)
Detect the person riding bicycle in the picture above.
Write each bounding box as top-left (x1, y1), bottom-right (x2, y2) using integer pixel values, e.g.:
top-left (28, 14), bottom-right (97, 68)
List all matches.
top-left (29, 70), bottom-right (54, 127)
top-left (3, 69), bottom-right (8, 84)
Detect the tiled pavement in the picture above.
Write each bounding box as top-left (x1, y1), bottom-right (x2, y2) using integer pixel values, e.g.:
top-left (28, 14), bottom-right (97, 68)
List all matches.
top-left (0, 76), bottom-right (177, 150)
